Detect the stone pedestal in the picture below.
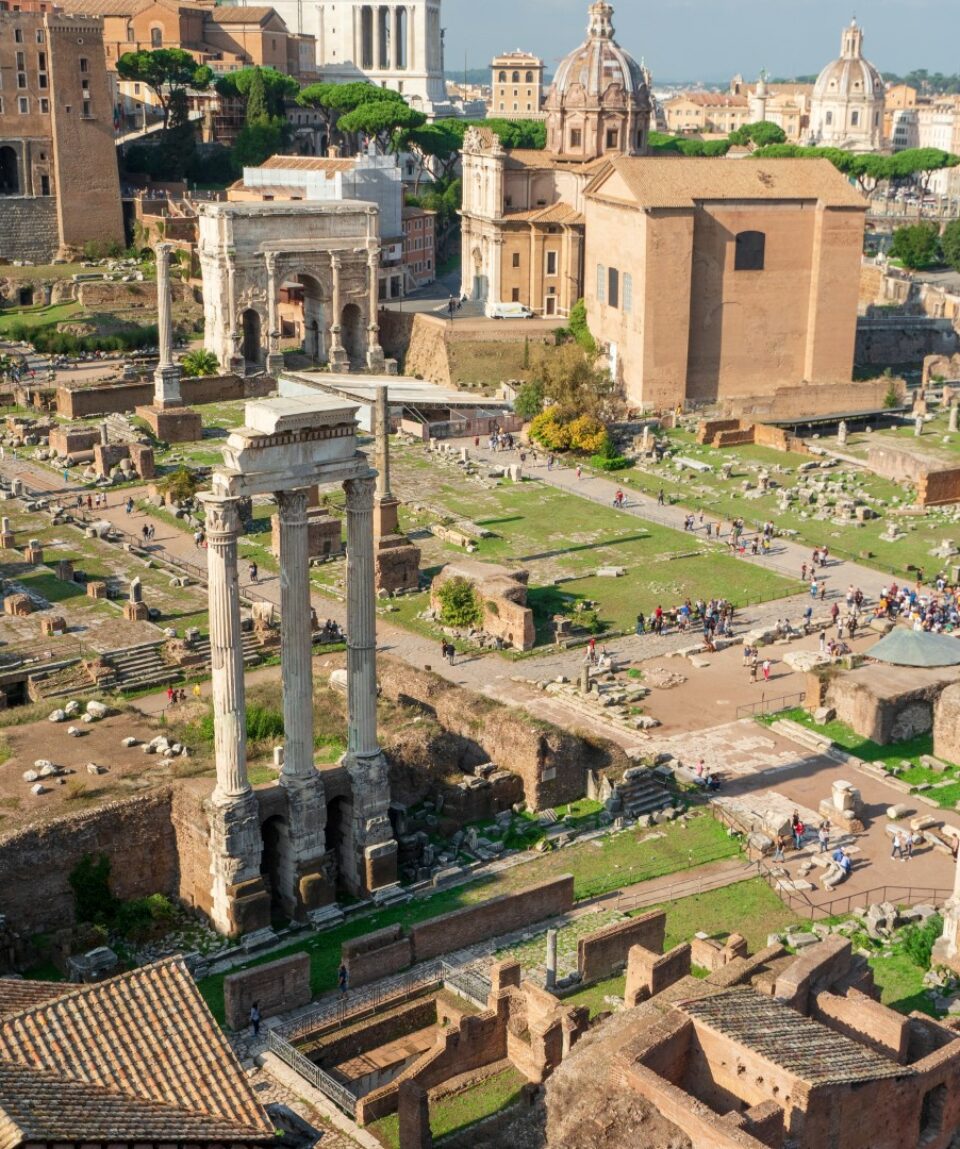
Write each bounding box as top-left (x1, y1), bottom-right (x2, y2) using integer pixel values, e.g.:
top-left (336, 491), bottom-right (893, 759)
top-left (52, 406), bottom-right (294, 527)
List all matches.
top-left (136, 405), bottom-right (203, 445)
top-left (55, 559), bottom-right (74, 582)
top-left (0, 532), bottom-right (14, 550)
top-left (375, 536), bottom-right (422, 594)
top-left (266, 353), bottom-right (285, 376)
top-left (207, 791), bottom-right (271, 937)
top-left (87, 581), bottom-right (107, 599)
top-left (123, 601), bottom-right (150, 622)
top-left (24, 543), bottom-right (43, 565)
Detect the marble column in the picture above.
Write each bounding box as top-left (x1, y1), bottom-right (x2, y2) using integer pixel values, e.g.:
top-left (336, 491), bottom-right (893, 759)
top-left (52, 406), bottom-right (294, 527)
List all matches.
top-left (373, 384), bottom-right (399, 539)
top-left (201, 493), bottom-right (249, 802)
top-left (344, 475), bottom-right (379, 758)
top-left (367, 249), bottom-right (385, 371)
top-left (153, 242), bottom-right (183, 408)
top-left (265, 252), bottom-right (284, 376)
top-left (278, 488), bottom-right (313, 781)
top-left (329, 253), bottom-right (349, 371)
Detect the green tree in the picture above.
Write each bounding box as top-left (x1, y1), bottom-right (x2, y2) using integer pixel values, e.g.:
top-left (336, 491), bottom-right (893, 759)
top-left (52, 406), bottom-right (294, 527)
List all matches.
top-left (728, 121), bottom-right (787, 147)
top-left (337, 98), bottom-right (426, 152)
top-left (403, 122), bottom-right (464, 192)
top-left (232, 118), bottom-right (286, 168)
top-left (436, 577), bottom-right (483, 627)
top-left (244, 67), bottom-right (269, 125)
top-left (942, 220), bottom-right (960, 272)
top-left (890, 222), bottom-right (941, 269)
top-left (180, 348), bottom-right (219, 376)
top-left (886, 147), bottom-right (960, 194)
top-left (116, 47), bottom-right (212, 132)
top-left (568, 299), bottom-right (596, 356)
top-left (215, 66), bottom-right (298, 120)
top-left (513, 379), bottom-right (545, 420)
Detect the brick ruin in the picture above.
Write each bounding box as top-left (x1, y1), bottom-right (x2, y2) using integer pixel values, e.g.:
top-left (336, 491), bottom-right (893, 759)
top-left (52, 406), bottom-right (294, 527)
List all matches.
top-left (429, 559), bottom-right (536, 652)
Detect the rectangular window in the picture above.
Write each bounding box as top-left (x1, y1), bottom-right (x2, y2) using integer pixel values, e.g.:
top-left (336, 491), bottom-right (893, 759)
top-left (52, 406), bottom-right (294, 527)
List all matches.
top-left (623, 272), bottom-right (633, 313)
top-left (570, 128), bottom-right (582, 148)
top-left (18, 96), bottom-right (28, 113)
top-left (608, 267), bottom-right (620, 309)
top-left (79, 57), bottom-right (88, 72)
top-left (16, 51), bottom-right (25, 68)
top-left (39, 97), bottom-right (48, 112)
top-left (82, 99), bottom-right (91, 116)
top-left (512, 252), bottom-right (520, 268)
top-left (546, 251), bottom-right (557, 276)
top-left (511, 288), bottom-right (520, 302)
top-left (40, 174), bottom-right (50, 195)
top-left (17, 73), bottom-right (26, 89)
top-left (596, 263), bottom-right (606, 304)
top-left (38, 73), bottom-right (47, 89)
top-left (36, 29), bottom-right (44, 43)
top-left (37, 51), bottom-right (45, 69)
top-left (14, 28), bottom-right (23, 43)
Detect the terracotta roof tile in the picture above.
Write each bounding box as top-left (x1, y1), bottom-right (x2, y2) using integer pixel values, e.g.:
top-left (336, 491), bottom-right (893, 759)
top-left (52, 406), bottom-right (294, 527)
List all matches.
top-left (207, 6), bottom-right (278, 22)
top-left (0, 981), bottom-right (65, 1023)
top-left (258, 155), bottom-right (357, 174)
top-left (503, 201), bottom-right (583, 225)
top-left (679, 989), bottom-right (909, 1085)
top-left (589, 155), bottom-right (868, 210)
top-left (0, 958), bottom-right (274, 1138)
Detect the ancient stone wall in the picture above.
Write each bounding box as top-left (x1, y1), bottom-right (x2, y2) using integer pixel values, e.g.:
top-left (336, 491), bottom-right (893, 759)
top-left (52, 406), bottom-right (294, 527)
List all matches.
top-left (223, 953), bottom-right (311, 1031)
top-left (773, 935), bottom-right (851, 1011)
top-left (170, 783), bottom-right (215, 919)
top-left (343, 924), bottom-right (413, 988)
top-left (812, 989), bottom-right (909, 1063)
top-left (918, 467), bottom-right (960, 507)
top-left (410, 875), bottom-right (574, 961)
top-left (719, 377), bottom-right (902, 421)
top-left (824, 667), bottom-right (955, 745)
top-left (578, 910), bottom-right (667, 984)
top-left (934, 683), bottom-right (960, 765)
top-left (0, 198), bottom-right (60, 264)
top-left (856, 317), bottom-right (959, 368)
top-left (404, 313), bottom-right (551, 388)
top-left (315, 999), bottom-right (438, 1071)
top-left (378, 657), bottom-right (629, 810)
top-left (56, 374), bottom-right (272, 419)
top-left (0, 790), bottom-right (177, 934)
top-left (625, 943), bottom-right (692, 1007)
top-left (866, 443), bottom-right (936, 485)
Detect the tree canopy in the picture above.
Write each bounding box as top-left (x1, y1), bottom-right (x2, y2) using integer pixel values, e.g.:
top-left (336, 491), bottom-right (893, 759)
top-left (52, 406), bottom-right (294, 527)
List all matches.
top-left (942, 220), bottom-right (960, 274)
top-left (728, 121), bottom-right (788, 147)
top-left (215, 66), bottom-right (298, 120)
top-left (116, 48), bottom-right (212, 128)
top-left (890, 223), bottom-right (942, 270)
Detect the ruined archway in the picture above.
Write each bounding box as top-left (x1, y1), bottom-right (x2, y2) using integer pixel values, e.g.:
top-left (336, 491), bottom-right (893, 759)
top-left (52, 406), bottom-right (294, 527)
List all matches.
top-left (341, 303), bottom-right (365, 367)
top-left (260, 813), bottom-right (296, 919)
top-left (297, 272), bottom-right (327, 363)
top-left (326, 795), bottom-right (355, 898)
top-left (241, 308), bottom-right (263, 367)
top-left (0, 147), bottom-right (19, 196)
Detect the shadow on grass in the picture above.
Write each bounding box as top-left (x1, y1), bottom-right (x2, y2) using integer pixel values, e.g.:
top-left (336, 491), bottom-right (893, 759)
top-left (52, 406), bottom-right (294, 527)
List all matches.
top-left (513, 532), bottom-right (651, 564)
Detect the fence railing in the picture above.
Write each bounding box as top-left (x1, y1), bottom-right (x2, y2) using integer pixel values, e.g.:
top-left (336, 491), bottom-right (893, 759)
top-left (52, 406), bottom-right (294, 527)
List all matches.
top-left (266, 1029), bottom-right (358, 1115)
top-left (0, 634), bottom-right (85, 669)
top-left (440, 959), bottom-right (491, 1006)
top-left (615, 861), bottom-right (756, 914)
top-left (736, 691), bottom-right (806, 720)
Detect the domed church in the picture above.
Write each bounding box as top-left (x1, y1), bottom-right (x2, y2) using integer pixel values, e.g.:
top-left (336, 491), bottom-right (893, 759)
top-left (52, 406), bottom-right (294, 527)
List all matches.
top-left (461, 1), bottom-right (650, 317)
top-left (809, 19), bottom-right (885, 152)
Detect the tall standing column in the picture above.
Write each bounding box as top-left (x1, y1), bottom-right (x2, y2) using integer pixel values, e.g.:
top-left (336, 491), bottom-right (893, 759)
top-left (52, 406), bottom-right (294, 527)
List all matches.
top-left (153, 242), bottom-right (183, 408)
top-left (278, 488), bottom-right (314, 781)
top-left (374, 385), bottom-right (392, 502)
top-left (344, 475), bottom-right (379, 758)
top-left (367, 249), bottom-right (385, 371)
top-left (201, 494), bottom-right (250, 802)
top-left (265, 252), bottom-right (284, 376)
top-left (329, 253), bottom-right (349, 371)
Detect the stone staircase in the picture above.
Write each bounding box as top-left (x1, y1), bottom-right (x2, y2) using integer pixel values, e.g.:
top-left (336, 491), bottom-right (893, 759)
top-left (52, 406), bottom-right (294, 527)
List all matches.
top-left (769, 718), bottom-right (851, 764)
top-left (613, 767), bottom-right (673, 819)
top-left (187, 632), bottom-right (263, 669)
top-left (103, 641), bottom-right (179, 692)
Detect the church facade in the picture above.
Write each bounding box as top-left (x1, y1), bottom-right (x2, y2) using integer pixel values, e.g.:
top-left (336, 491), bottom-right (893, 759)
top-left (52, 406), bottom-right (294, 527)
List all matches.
top-left (809, 19), bottom-right (885, 152)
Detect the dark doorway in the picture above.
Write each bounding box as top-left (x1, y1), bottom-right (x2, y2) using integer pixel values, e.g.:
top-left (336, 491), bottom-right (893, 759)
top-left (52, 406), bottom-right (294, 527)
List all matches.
top-left (341, 302), bottom-right (365, 367)
top-left (0, 147), bottom-right (19, 196)
top-left (260, 814), bottom-right (294, 920)
top-left (241, 308), bottom-right (262, 366)
top-left (326, 795), bottom-right (353, 897)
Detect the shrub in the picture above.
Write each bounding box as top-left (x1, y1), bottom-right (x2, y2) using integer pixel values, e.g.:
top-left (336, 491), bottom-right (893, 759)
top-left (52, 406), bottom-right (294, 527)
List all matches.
top-left (901, 913), bottom-right (942, 969)
top-left (197, 702), bottom-right (284, 744)
top-left (513, 379), bottom-right (545, 421)
top-left (568, 298), bottom-right (596, 356)
top-left (436, 576), bottom-right (483, 628)
top-left (529, 406), bottom-right (572, 450)
top-left (567, 414), bottom-right (608, 454)
top-left (180, 348), bottom-right (219, 377)
top-left (158, 465), bottom-right (199, 501)
top-left (69, 854), bottom-right (118, 924)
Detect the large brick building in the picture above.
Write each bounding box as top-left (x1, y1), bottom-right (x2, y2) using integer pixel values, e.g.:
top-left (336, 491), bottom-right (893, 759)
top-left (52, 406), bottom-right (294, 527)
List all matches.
top-left (583, 156), bottom-right (867, 411)
top-left (0, 8), bottom-right (123, 261)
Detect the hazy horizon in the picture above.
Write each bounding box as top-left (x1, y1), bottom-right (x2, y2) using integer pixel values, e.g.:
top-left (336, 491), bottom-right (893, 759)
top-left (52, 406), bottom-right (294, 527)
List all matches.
top-left (443, 0), bottom-right (960, 84)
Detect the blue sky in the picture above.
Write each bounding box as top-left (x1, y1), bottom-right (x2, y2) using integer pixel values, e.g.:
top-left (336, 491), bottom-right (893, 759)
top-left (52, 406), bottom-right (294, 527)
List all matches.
top-left (443, 0), bottom-right (960, 82)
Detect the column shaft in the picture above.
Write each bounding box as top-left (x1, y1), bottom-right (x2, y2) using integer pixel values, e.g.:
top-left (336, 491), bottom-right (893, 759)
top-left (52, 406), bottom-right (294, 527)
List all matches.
top-left (278, 489), bottom-right (315, 781)
top-left (374, 384), bottom-right (391, 501)
top-left (330, 254), bottom-right (343, 352)
top-left (156, 242), bottom-right (173, 369)
top-left (344, 476), bottom-right (379, 758)
top-left (201, 494), bottom-right (249, 801)
top-left (368, 250), bottom-right (382, 353)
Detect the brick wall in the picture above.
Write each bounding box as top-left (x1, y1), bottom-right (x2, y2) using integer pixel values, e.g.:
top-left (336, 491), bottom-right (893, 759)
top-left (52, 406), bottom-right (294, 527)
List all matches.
top-left (0, 790), bottom-right (177, 934)
top-left (773, 936), bottom-right (851, 1011)
top-left (410, 875), bottom-right (574, 962)
top-left (223, 953), bottom-right (311, 1031)
top-left (345, 937), bottom-right (413, 988)
top-left (625, 943), bottom-right (692, 1007)
top-left (313, 999), bottom-right (438, 1071)
top-left (56, 374), bottom-right (273, 419)
top-left (813, 989), bottom-right (909, 1063)
top-left (48, 427), bottom-right (99, 456)
top-left (577, 910), bottom-right (666, 984)
top-left (0, 198), bottom-right (60, 264)
top-left (696, 419), bottom-right (741, 444)
top-left (918, 466), bottom-right (960, 507)
top-left (720, 377), bottom-right (902, 421)
top-left (712, 429), bottom-right (756, 448)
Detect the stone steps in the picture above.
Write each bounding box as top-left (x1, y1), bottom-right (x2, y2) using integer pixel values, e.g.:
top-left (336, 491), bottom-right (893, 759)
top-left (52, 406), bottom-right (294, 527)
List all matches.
top-left (103, 641), bottom-right (179, 692)
top-left (616, 769), bottom-right (672, 818)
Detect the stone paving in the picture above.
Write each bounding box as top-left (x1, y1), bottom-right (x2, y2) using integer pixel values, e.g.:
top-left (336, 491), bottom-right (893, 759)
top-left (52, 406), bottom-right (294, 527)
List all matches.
top-left (656, 719), bottom-right (806, 777)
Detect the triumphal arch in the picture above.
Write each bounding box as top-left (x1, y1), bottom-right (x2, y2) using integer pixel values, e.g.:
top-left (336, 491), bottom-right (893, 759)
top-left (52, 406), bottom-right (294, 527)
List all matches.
top-left (197, 200), bottom-right (387, 376)
top-left (202, 394), bottom-right (399, 936)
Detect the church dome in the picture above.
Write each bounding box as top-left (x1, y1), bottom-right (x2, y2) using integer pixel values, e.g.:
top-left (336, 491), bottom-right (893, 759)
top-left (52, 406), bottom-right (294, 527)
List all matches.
top-left (544, 2), bottom-right (651, 160)
top-left (813, 19), bottom-right (884, 104)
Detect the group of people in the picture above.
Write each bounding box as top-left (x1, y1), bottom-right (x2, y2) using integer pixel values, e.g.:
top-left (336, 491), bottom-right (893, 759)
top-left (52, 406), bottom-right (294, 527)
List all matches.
top-left (165, 683), bottom-right (201, 708)
top-left (140, 522), bottom-right (157, 544)
top-left (636, 598), bottom-right (735, 639)
top-left (891, 830), bottom-right (921, 861)
top-left (877, 578), bottom-right (960, 633)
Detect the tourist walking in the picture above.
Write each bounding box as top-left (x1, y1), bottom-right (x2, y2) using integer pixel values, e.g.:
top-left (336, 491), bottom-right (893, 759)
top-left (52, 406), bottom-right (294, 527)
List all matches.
top-left (249, 1001), bottom-right (261, 1037)
top-left (338, 963), bottom-right (349, 996)
top-left (762, 659), bottom-right (771, 683)
top-left (575, 464), bottom-right (582, 480)
top-left (772, 834), bottom-right (786, 863)
top-left (657, 488), bottom-right (665, 506)
top-left (248, 561), bottom-right (258, 584)
top-left (892, 831), bottom-right (904, 860)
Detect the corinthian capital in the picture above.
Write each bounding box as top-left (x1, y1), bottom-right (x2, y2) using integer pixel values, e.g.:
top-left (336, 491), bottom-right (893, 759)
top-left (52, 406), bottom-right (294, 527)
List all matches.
top-left (343, 475), bottom-right (376, 512)
top-left (199, 492), bottom-right (242, 539)
top-left (277, 487), bottom-right (310, 526)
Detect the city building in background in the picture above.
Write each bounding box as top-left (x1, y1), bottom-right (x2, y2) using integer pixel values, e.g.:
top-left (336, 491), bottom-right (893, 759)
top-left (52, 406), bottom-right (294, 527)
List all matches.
top-left (809, 18), bottom-right (884, 151)
top-left (490, 50), bottom-right (544, 120)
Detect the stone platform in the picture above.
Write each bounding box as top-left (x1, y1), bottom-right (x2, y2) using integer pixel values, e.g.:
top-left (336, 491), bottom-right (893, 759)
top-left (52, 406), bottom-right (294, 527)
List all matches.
top-left (136, 405), bottom-right (203, 444)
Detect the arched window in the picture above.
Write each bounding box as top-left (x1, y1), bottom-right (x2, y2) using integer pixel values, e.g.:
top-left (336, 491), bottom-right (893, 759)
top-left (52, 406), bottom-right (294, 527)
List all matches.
top-left (734, 231), bottom-right (766, 271)
top-left (525, 70), bottom-right (533, 83)
top-left (512, 71), bottom-right (520, 83)
top-left (125, 20), bottom-right (134, 41)
top-left (150, 25), bottom-right (162, 47)
top-left (498, 70), bottom-right (506, 82)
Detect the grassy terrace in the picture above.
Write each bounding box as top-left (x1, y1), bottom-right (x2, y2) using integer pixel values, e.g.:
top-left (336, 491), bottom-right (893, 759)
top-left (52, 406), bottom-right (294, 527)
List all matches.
top-left (196, 813), bottom-right (740, 1024)
top-left (588, 426), bottom-right (957, 580)
top-left (769, 708), bottom-right (960, 808)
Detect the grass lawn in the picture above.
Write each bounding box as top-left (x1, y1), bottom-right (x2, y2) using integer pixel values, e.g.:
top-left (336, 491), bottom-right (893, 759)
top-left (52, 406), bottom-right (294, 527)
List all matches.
top-left (650, 877), bottom-right (795, 953)
top-left (0, 301), bottom-right (82, 334)
top-left (390, 443), bottom-right (801, 643)
top-left (369, 1065), bottom-right (527, 1148)
top-left (195, 814), bottom-right (740, 1024)
top-left (770, 708), bottom-right (960, 808)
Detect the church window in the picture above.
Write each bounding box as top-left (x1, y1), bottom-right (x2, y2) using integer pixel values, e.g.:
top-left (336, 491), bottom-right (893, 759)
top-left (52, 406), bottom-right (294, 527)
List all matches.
top-left (525, 70), bottom-right (533, 83)
top-left (546, 251), bottom-right (557, 276)
top-left (597, 264), bottom-right (606, 304)
top-left (623, 273), bottom-right (633, 313)
top-left (825, 110), bottom-right (833, 126)
top-left (608, 267), bottom-right (619, 308)
top-left (499, 71), bottom-right (506, 82)
top-left (606, 128), bottom-right (619, 148)
top-left (570, 128), bottom-right (582, 148)
top-left (512, 252), bottom-right (520, 268)
top-left (512, 288), bottom-right (520, 301)
top-left (851, 110), bottom-right (859, 127)
top-left (734, 231), bottom-right (766, 272)
top-left (150, 26), bottom-right (162, 47)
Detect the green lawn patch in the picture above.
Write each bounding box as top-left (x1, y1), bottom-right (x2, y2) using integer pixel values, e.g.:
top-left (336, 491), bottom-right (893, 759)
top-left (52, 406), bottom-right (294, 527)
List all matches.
top-left (196, 814), bottom-right (739, 1024)
top-left (649, 877), bottom-right (795, 953)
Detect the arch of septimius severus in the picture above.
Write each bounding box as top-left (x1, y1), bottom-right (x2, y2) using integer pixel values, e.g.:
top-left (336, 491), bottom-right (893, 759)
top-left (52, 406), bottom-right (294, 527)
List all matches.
top-left (201, 393), bottom-right (400, 935)
top-left (197, 200), bottom-right (390, 379)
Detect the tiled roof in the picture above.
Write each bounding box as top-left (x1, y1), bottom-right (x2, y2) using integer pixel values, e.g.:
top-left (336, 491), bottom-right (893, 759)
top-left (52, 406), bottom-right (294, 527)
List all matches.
top-left (0, 959), bottom-right (275, 1143)
top-left (503, 201), bottom-right (584, 225)
top-left (589, 155), bottom-right (868, 209)
top-left (68, 0), bottom-right (150, 14)
top-left (0, 981), bottom-right (65, 1022)
top-left (666, 92), bottom-right (749, 108)
top-left (679, 989), bottom-right (909, 1085)
top-left (0, 1061), bottom-right (273, 1149)
top-left (207, 6), bottom-right (278, 23)
top-left (506, 149), bottom-right (608, 172)
top-left (258, 155), bottom-right (357, 174)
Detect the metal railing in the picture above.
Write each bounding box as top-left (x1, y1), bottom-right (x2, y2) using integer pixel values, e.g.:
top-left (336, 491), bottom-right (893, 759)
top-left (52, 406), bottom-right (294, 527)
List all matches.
top-left (736, 691), bottom-right (806, 720)
top-left (440, 959), bottom-right (491, 1006)
top-left (615, 860), bottom-right (757, 914)
top-left (266, 1028), bottom-right (358, 1115)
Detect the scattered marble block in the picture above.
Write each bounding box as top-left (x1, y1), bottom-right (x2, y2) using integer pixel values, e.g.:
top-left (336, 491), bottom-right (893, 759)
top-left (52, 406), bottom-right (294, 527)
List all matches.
top-left (86, 581), bottom-right (108, 599)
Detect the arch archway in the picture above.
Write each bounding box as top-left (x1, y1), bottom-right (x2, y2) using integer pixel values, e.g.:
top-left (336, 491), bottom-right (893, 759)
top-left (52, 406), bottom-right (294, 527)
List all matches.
top-left (471, 246), bottom-right (486, 302)
top-left (241, 308), bottom-right (262, 366)
top-left (341, 302), bottom-right (365, 366)
top-left (0, 147), bottom-right (19, 196)
top-left (326, 795), bottom-right (354, 896)
top-left (296, 272), bottom-right (327, 362)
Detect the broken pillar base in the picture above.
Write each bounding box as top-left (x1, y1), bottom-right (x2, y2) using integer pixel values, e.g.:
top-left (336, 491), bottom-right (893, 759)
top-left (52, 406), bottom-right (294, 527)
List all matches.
top-left (136, 404), bottom-right (203, 445)
top-left (123, 600), bottom-right (150, 622)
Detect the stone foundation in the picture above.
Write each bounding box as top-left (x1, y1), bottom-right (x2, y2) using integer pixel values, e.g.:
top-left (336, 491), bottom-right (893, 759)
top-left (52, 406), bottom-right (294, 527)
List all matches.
top-left (136, 405), bottom-right (204, 444)
top-left (376, 535), bottom-right (422, 594)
